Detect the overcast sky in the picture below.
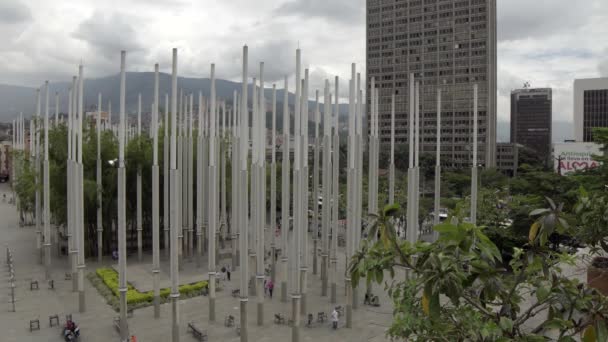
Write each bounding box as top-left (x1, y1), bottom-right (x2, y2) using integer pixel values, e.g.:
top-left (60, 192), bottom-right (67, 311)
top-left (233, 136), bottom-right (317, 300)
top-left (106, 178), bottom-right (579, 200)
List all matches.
top-left (1, 0), bottom-right (607, 123)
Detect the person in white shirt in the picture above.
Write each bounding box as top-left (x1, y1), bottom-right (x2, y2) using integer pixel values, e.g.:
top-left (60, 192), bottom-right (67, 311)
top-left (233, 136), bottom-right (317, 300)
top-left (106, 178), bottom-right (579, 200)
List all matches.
top-left (331, 308), bottom-right (339, 330)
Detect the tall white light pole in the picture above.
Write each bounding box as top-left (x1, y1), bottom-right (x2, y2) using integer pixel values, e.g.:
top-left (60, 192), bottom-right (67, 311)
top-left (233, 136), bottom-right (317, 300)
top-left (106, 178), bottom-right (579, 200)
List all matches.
top-left (389, 93), bottom-right (395, 205)
top-left (345, 67), bottom-right (356, 328)
top-left (188, 93), bottom-right (194, 259)
top-left (137, 93), bottom-right (143, 262)
top-left (280, 76), bottom-right (290, 303)
top-left (117, 52), bottom-right (130, 339)
top-left (434, 90), bottom-right (442, 226)
top-left (169, 48), bottom-right (180, 342)
top-left (406, 74), bottom-right (416, 243)
top-left (270, 84), bottom-right (277, 284)
top-left (291, 48), bottom-right (302, 342)
top-left (208, 64), bottom-right (218, 322)
top-left (300, 69), bottom-right (310, 316)
top-left (43, 81), bottom-right (51, 280)
top-left (321, 80), bottom-right (331, 297)
top-left (97, 93), bottom-right (103, 263)
top-left (35, 88), bottom-right (41, 264)
top-left (238, 45), bottom-right (250, 342)
top-left (231, 90), bottom-right (239, 268)
top-left (312, 90), bottom-right (320, 279)
top-left (77, 65), bottom-right (86, 313)
top-left (330, 77), bottom-right (340, 304)
top-left (196, 92), bottom-right (204, 267)
top-left (164, 93), bottom-right (170, 258)
top-left (471, 85), bottom-right (479, 225)
top-left (152, 63), bottom-right (161, 319)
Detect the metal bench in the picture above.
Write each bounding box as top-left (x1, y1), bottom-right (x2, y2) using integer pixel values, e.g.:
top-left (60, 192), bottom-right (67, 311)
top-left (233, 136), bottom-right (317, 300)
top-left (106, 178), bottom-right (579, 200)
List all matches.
top-left (187, 321), bottom-right (208, 341)
top-left (29, 319), bottom-right (40, 331)
top-left (317, 312), bottom-right (327, 323)
top-left (224, 315), bottom-right (235, 327)
top-left (274, 313), bottom-right (286, 325)
top-left (49, 314), bottom-right (59, 327)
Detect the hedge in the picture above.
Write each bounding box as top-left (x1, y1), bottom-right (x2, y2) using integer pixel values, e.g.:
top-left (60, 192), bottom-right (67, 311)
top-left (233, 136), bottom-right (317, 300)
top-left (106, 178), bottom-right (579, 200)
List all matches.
top-left (95, 268), bottom-right (208, 306)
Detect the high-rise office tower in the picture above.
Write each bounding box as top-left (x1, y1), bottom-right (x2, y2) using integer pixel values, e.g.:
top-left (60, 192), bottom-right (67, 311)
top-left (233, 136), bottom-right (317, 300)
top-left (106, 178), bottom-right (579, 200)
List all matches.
top-left (574, 78), bottom-right (608, 142)
top-left (510, 88), bottom-right (552, 164)
top-left (366, 0), bottom-right (497, 168)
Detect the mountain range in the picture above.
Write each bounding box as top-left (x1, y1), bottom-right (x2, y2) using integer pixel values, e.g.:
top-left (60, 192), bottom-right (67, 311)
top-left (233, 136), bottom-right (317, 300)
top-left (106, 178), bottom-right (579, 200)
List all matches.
top-left (0, 72), bottom-right (574, 142)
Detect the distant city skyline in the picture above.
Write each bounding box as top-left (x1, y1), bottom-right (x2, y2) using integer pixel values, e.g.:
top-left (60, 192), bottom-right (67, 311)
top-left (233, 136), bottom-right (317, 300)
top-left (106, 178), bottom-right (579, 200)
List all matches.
top-left (0, 0), bottom-right (606, 124)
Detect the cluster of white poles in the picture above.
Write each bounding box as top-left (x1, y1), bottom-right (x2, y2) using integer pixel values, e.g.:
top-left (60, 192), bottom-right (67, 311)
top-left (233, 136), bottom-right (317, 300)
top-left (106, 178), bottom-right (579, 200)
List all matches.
top-left (10, 45), bottom-right (482, 342)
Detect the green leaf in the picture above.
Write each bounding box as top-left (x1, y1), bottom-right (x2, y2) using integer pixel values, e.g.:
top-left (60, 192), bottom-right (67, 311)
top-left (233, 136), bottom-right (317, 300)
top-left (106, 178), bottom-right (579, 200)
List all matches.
top-left (499, 317), bottom-right (513, 333)
top-left (536, 283), bottom-right (551, 302)
top-left (583, 325), bottom-right (597, 342)
top-left (596, 320), bottom-right (608, 342)
top-left (530, 208), bottom-right (550, 217)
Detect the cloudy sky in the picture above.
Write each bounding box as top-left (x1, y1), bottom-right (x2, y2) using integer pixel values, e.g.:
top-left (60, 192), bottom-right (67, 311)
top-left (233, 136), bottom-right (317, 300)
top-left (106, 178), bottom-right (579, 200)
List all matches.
top-left (1, 0), bottom-right (607, 123)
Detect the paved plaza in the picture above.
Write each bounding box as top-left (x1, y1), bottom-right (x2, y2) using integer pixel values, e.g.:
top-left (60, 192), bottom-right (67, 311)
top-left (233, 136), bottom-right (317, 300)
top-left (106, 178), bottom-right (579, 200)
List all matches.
top-left (0, 183), bottom-right (395, 342)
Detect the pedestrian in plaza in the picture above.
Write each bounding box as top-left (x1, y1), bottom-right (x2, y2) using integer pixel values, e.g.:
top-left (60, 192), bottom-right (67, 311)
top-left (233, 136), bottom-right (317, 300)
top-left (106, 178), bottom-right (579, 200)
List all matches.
top-left (331, 307), bottom-right (339, 330)
top-left (226, 264), bottom-right (231, 281)
top-left (267, 279), bottom-right (274, 298)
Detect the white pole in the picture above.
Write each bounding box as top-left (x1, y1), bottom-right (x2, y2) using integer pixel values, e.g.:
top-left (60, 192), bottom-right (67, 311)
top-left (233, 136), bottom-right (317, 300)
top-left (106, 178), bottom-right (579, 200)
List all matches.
top-left (97, 93), bottom-right (103, 263)
top-left (471, 85), bottom-right (478, 225)
top-left (196, 91), bottom-right (203, 267)
top-left (389, 92), bottom-right (395, 205)
top-left (300, 68), bottom-right (310, 316)
top-left (433, 90), bottom-right (442, 227)
top-left (208, 63), bottom-right (218, 322)
top-left (77, 65), bottom-right (86, 313)
top-left (43, 81), bottom-right (51, 280)
top-left (239, 45), bottom-right (249, 342)
top-left (117, 52), bottom-right (130, 339)
top-left (270, 84), bottom-right (277, 284)
top-left (330, 76), bottom-right (340, 304)
top-left (169, 48), bottom-right (180, 342)
top-left (137, 94), bottom-right (143, 261)
top-left (35, 88), bottom-right (41, 264)
top-left (291, 48), bottom-right (302, 342)
top-left (345, 66), bottom-right (355, 328)
top-left (164, 93), bottom-right (170, 259)
top-left (152, 63), bottom-right (161, 319)
top-left (406, 74), bottom-right (416, 243)
top-left (280, 76), bottom-right (290, 303)
top-left (313, 89), bottom-right (320, 280)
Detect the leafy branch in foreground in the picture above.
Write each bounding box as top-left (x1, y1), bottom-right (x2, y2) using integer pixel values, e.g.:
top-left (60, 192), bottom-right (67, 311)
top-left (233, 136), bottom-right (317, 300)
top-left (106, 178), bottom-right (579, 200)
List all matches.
top-left (350, 201), bottom-right (608, 341)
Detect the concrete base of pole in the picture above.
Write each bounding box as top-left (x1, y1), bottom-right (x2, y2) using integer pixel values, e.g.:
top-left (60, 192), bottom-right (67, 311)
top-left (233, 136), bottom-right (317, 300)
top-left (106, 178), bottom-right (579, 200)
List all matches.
top-left (249, 254), bottom-right (256, 296)
top-left (353, 287), bottom-right (359, 310)
top-left (300, 270), bottom-right (307, 315)
top-left (291, 295), bottom-right (301, 342)
top-left (257, 302), bottom-right (263, 326)
top-left (72, 273), bottom-right (77, 292)
top-left (270, 246), bottom-right (276, 284)
top-left (164, 231), bottom-right (169, 259)
top-left (44, 245), bottom-right (51, 280)
top-left (209, 272), bottom-right (216, 322)
top-left (119, 290), bottom-right (129, 341)
top-left (78, 268), bottom-right (85, 312)
top-left (281, 281), bottom-right (287, 302)
top-left (97, 231), bottom-right (103, 263)
top-left (153, 270), bottom-right (160, 318)
top-left (240, 299), bottom-right (248, 342)
top-left (331, 282), bottom-right (337, 304)
top-left (257, 276), bottom-right (264, 325)
top-left (346, 279), bottom-right (352, 328)
top-left (171, 296), bottom-right (179, 342)
top-left (78, 290), bottom-right (85, 312)
top-left (154, 295), bottom-right (160, 318)
top-left (321, 255), bottom-right (328, 296)
top-left (137, 229), bottom-right (143, 261)
top-left (312, 240), bottom-right (318, 275)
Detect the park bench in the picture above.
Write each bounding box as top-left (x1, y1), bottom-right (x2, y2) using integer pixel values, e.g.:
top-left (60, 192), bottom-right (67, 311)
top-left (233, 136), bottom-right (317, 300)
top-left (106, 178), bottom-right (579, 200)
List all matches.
top-left (317, 312), bottom-right (327, 323)
top-left (224, 315), bottom-right (235, 327)
top-left (274, 313), bottom-right (286, 325)
top-left (187, 321), bottom-right (208, 341)
top-left (49, 314), bottom-right (59, 327)
top-left (29, 319), bottom-right (40, 331)
top-left (113, 317), bottom-right (120, 333)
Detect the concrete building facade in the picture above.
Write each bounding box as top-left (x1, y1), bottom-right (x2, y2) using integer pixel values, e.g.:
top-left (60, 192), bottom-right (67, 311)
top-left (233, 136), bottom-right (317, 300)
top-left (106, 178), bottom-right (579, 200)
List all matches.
top-left (574, 78), bottom-right (608, 142)
top-left (366, 0), bottom-right (497, 168)
top-left (510, 88), bottom-right (552, 164)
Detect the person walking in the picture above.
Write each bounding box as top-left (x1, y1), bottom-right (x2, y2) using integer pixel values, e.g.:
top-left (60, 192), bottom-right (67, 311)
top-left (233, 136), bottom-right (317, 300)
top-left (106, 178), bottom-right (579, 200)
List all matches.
top-left (226, 264), bottom-right (231, 281)
top-left (268, 279), bottom-right (274, 298)
top-left (331, 308), bottom-right (339, 330)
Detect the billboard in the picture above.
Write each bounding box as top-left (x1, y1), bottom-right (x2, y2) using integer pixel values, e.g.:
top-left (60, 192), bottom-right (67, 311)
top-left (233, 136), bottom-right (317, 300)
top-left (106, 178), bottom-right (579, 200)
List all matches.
top-left (553, 142), bottom-right (602, 175)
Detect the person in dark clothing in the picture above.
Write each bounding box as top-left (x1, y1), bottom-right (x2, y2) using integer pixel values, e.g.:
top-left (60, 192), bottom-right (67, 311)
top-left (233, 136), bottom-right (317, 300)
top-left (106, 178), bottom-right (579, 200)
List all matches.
top-left (226, 265), bottom-right (231, 281)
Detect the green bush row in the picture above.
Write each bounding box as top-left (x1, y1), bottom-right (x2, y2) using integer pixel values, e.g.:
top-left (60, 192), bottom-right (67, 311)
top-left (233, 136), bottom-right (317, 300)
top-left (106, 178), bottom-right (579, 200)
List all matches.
top-left (95, 268), bottom-right (208, 305)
